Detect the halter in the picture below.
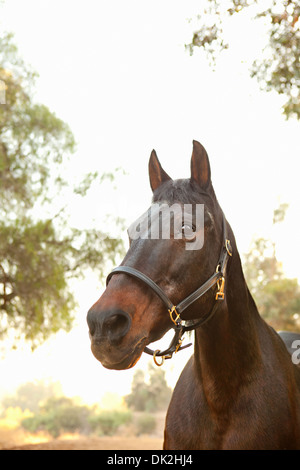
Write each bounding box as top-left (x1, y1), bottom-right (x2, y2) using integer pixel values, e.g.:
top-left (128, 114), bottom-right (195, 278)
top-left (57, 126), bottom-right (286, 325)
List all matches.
top-left (106, 213), bottom-right (232, 366)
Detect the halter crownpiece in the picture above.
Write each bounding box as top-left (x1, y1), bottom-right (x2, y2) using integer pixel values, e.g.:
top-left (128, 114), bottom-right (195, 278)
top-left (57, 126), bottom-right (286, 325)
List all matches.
top-left (106, 213), bottom-right (232, 365)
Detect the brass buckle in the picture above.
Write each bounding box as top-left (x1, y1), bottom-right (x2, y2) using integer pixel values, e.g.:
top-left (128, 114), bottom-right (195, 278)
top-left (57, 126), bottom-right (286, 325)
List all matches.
top-left (169, 305), bottom-right (181, 325)
top-left (216, 276), bottom-right (225, 300)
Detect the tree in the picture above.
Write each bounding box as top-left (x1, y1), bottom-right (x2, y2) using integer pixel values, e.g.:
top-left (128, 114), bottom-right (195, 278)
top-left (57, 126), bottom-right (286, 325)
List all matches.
top-left (21, 396), bottom-right (91, 438)
top-left (186, 0), bottom-right (300, 119)
top-left (125, 363), bottom-right (172, 412)
top-left (0, 32), bottom-right (124, 347)
top-left (243, 204), bottom-right (300, 331)
top-left (89, 409), bottom-right (132, 436)
top-left (2, 379), bottom-right (62, 413)
top-left (20, 395), bottom-right (132, 438)
top-left (125, 369), bottom-right (149, 412)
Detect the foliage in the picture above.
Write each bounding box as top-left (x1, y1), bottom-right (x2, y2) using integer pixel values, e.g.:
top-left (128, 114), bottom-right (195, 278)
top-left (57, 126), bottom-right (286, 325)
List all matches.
top-left (261, 278), bottom-right (300, 329)
top-left (20, 395), bottom-right (132, 438)
top-left (1, 380), bottom-right (62, 414)
top-left (0, 32), bottom-right (124, 347)
top-left (21, 396), bottom-right (91, 438)
top-left (135, 413), bottom-right (156, 436)
top-left (186, 0), bottom-right (300, 119)
top-left (89, 409), bottom-right (132, 436)
top-left (243, 204), bottom-right (300, 331)
top-left (7, 376), bottom-right (163, 438)
top-left (0, 406), bottom-right (33, 432)
top-left (125, 363), bottom-right (172, 412)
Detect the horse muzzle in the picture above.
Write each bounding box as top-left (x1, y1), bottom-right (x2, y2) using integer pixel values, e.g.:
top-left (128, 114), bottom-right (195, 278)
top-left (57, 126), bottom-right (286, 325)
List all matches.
top-left (87, 306), bottom-right (147, 370)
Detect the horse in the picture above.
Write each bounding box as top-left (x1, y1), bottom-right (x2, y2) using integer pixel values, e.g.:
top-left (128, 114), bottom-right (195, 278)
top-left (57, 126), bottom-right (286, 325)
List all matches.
top-left (87, 140), bottom-right (300, 449)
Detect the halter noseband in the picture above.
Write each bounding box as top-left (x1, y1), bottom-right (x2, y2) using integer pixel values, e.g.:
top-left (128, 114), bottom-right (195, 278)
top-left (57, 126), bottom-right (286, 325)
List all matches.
top-left (106, 214), bottom-right (232, 366)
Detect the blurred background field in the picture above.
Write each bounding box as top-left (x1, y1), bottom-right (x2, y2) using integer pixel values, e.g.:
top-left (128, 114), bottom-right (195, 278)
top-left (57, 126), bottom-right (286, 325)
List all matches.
top-left (0, 365), bottom-right (169, 450)
top-left (0, 405), bottom-right (164, 450)
top-left (0, 416), bottom-right (163, 450)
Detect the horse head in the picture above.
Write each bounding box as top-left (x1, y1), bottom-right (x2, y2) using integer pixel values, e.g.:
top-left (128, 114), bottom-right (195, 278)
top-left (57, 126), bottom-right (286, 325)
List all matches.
top-left (87, 140), bottom-right (227, 370)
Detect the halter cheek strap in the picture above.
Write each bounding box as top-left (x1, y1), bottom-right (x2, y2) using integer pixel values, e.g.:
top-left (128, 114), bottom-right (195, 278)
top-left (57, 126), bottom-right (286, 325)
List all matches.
top-left (106, 214), bottom-right (232, 365)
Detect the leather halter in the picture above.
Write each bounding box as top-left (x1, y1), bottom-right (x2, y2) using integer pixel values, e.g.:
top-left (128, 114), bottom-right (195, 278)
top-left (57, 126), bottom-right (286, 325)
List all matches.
top-left (106, 213), bottom-right (232, 365)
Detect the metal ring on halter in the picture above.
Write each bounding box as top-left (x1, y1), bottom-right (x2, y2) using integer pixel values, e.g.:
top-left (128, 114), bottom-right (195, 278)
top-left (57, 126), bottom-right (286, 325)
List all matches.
top-left (153, 350), bottom-right (165, 366)
top-left (225, 239), bottom-right (233, 257)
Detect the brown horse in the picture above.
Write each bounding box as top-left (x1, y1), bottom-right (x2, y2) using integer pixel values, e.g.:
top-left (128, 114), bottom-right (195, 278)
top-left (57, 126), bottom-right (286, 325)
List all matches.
top-left (87, 140), bottom-right (300, 449)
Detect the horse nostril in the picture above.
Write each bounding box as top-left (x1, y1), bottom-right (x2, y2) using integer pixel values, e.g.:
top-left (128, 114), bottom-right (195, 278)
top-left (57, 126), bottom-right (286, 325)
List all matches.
top-left (87, 307), bottom-right (132, 343)
top-left (102, 311), bottom-right (131, 343)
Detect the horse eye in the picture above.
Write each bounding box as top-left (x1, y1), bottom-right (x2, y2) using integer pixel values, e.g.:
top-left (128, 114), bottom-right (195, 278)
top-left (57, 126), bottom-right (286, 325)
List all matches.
top-left (182, 223), bottom-right (195, 231)
top-left (181, 223), bottom-right (196, 238)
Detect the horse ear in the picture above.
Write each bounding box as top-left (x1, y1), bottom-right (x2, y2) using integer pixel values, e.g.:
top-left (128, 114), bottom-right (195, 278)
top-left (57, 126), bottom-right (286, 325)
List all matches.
top-left (149, 149), bottom-right (171, 192)
top-left (190, 140), bottom-right (212, 190)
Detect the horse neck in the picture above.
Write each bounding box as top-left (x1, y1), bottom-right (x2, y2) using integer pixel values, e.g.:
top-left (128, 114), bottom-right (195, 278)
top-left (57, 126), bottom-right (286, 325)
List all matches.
top-left (193, 243), bottom-right (262, 409)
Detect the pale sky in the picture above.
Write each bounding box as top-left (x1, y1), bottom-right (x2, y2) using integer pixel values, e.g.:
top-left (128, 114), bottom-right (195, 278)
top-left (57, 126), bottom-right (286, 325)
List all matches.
top-left (0, 0), bottom-right (299, 405)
